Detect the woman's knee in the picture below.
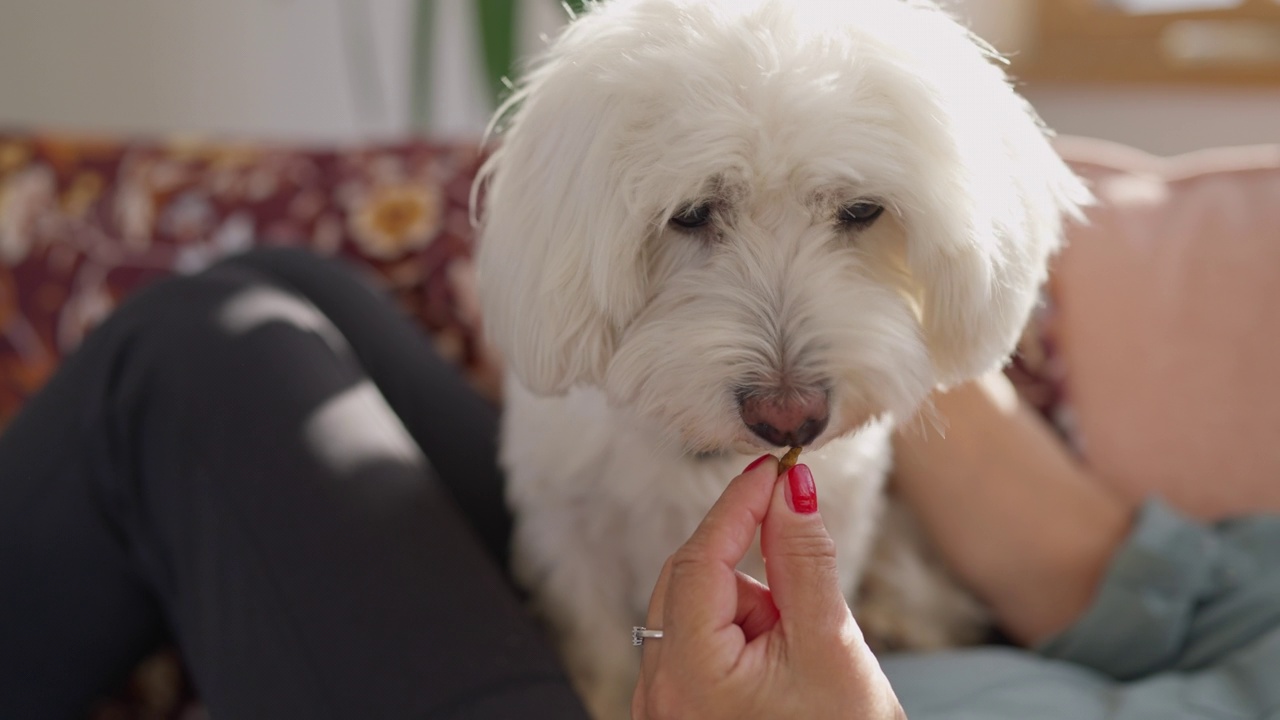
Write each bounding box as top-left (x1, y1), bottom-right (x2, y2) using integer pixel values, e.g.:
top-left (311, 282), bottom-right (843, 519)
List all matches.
top-left (77, 263), bottom-right (356, 431)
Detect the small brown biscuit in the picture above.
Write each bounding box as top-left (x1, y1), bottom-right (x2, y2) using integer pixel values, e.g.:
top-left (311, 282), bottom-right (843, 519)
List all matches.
top-left (777, 446), bottom-right (803, 474)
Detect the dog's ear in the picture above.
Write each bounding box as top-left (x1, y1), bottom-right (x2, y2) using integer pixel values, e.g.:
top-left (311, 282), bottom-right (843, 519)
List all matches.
top-left (891, 20), bottom-right (1090, 387)
top-left (908, 113), bottom-right (1087, 387)
top-left (473, 17), bottom-right (649, 395)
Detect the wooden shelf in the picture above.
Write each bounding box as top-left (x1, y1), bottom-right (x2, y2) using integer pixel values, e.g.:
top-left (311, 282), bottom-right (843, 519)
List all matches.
top-left (1012, 0), bottom-right (1280, 86)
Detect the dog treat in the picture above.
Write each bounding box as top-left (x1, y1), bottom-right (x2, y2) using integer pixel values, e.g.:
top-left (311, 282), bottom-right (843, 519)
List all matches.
top-left (777, 446), bottom-right (803, 474)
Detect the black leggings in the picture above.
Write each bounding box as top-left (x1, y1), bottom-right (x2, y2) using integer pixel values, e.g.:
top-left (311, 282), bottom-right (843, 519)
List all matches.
top-left (0, 249), bottom-right (589, 719)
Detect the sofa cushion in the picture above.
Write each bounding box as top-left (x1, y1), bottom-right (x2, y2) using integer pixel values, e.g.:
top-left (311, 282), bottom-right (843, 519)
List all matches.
top-left (1045, 137), bottom-right (1280, 519)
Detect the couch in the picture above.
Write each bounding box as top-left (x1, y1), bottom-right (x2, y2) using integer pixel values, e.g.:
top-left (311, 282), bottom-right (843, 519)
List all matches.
top-left (2, 128), bottom-right (1277, 717)
top-left (0, 132), bottom-right (499, 434)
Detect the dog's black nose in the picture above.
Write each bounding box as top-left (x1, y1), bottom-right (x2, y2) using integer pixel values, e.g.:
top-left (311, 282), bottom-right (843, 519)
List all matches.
top-left (738, 391), bottom-right (829, 448)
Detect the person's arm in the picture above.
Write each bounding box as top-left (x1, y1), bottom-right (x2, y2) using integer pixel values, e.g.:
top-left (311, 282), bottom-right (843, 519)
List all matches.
top-left (892, 373), bottom-right (1137, 646)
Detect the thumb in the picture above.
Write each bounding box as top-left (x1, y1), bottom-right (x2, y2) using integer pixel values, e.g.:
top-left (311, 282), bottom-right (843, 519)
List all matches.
top-left (760, 464), bottom-right (852, 636)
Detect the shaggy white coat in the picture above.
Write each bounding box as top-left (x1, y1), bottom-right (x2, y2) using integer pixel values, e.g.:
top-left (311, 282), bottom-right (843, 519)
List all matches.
top-left (475, 1), bottom-right (1087, 716)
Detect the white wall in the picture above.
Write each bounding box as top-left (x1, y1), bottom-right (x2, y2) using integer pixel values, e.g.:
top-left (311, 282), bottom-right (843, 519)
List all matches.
top-left (1022, 85), bottom-right (1280, 155)
top-left (0, 0), bottom-right (1275, 154)
top-left (0, 0), bottom-right (418, 142)
top-left (0, 0), bottom-right (553, 143)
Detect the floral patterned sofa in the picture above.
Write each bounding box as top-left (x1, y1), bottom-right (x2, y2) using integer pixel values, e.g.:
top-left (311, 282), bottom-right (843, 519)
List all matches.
top-left (0, 132), bottom-right (501, 436)
top-left (3, 128), bottom-right (1277, 717)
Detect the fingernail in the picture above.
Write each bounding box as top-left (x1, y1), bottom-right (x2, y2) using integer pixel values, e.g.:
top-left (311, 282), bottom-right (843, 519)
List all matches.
top-left (786, 465), bottom-right (818, 514)
top-left (743, 454), bottom-right (772, 473)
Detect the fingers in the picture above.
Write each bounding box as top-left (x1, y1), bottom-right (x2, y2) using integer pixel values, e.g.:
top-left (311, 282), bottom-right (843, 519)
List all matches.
top-left (642, 559), bottom-right (778, 689)
top-left (631, 672), bottom-right (649, 720)
top-left (658, 456), bottom-right (778, 660)
top-left (640, 474), bottom-right (780, 693)
top-left (637, 569), bottom-right (775, 717)
top-left (639, 555), bottom-right (672, 690)
top-left (733, 570), bottom-right (779, 641)
top-left (759, 464), bottom-right (852, 637)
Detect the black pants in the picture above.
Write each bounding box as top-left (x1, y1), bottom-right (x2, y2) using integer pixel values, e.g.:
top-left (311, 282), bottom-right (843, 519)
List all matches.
top-left (0, 249), bottom-right (589, 719)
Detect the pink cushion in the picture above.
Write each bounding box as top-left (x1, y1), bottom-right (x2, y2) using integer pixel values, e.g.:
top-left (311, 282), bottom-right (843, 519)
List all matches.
top-left (1049, 137), bottom-right (1280, 519)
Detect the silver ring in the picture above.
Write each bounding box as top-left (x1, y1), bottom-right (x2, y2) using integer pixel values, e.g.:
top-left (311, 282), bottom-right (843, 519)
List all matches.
top-left (633, 626), bottom-right (664, 646)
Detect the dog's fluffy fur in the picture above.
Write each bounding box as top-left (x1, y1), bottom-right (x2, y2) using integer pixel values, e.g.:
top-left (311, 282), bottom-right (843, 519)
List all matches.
top-left (475, 1), bottom-right (1087, 716)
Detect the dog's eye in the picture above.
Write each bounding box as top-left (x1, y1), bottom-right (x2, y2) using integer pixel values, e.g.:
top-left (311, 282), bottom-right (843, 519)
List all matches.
top-left (837, 202), bottom-right (885, 229)
top-left (670, 203), bottom-right (713, 230)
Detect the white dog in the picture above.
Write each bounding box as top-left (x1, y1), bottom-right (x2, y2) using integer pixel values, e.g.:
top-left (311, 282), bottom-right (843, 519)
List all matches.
top-left (474, 1), bottom-right (1086, 716)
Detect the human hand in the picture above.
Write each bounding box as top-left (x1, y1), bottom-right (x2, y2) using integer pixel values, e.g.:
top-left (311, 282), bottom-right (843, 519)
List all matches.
top-left (631, 456), bottom-right (906, 719)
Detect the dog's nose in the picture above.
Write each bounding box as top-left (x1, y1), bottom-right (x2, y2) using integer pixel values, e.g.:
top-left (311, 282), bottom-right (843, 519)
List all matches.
top-left (738, 391), bottom-right (830, 448)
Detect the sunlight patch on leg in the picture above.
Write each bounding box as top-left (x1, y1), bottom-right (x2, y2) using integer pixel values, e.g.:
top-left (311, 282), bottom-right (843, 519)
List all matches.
top-left (305, 380), bottom-right (426, 476)
top-left (218, 286), bottom-right (347, 353)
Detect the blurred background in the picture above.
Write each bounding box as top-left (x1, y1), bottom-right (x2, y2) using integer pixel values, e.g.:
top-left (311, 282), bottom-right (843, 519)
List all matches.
top-left (0, 0), bottom-right (1277, 154)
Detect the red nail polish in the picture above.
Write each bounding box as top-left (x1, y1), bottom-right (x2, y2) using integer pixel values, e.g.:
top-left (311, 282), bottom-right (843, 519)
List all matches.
top-left (787, 465), bottom-right (818, 514)
top-left (744, 454), bottom-right (772, 473)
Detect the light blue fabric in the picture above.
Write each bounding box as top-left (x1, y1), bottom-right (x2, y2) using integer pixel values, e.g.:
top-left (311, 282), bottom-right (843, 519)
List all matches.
top-left (882, 500), bottom-right (1280, 719)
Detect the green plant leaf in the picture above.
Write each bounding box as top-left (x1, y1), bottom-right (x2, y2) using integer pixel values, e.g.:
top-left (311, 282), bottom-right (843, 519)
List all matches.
top-left (477, 0), bottom-right (519, 104)
top-left (410, 0), bottom-right (434, 131)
